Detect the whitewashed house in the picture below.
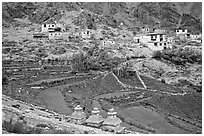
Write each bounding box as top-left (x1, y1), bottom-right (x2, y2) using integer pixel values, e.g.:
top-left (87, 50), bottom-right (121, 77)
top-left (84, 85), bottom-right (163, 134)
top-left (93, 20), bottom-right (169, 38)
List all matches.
top-left (176, 28), bottom-right (188, 36)
top-left (154, 28), bottom-right (165, 33)
top-left (133, 35), bottom-right (140, 44)
top-left (141, 27), bottom-right (150, 33)
top-left (191, 34), bottom-right (202, 40)
top-left (138, 32), bottom-right (167, 51)
top-left (100, 38), bottom-right (116, 48)
top-left (48, 31), bottom-right (63, 40)
top-left (81, 29), bottom-right (92, 39)
top-left (41, 21), bottom-right (66, 40)
top-left (41, 24), bottom-right (56, 33)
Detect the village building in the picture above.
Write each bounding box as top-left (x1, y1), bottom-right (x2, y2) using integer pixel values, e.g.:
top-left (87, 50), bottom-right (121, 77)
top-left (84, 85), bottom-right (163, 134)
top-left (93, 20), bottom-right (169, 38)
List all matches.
top-left (41, 24), bottom-right (56, 33)
top-left (70, 105), bottom-right (87, 125)
top-left (176, 28), bottom-right (188, 36)
top-left (39, 22), bottom-right (66, 40)
top-left (133, 35), bottom-right (140, 44)
top-left (102, 108), bottom-right (125, 133)
top-left (190, 34), bottom-right (202, 41)
top-left (100, 38), bottom-right (116, 49)
top-left (41, 21), bottom-right (66, 33)
top-left (48, 31), bottom-right (63, 40)
top-left (166, 37), bottom-right (175, 49)
top-left (81, 29), bottom-right (92, 39)
top-left (138, 32), bottom-right (167, 51)
top-left (86, 107), bottom-right (104, 127)
top-left (154, 28), bottom-right (166, 33)
top-left (141, 26), bottom-right (150, 33)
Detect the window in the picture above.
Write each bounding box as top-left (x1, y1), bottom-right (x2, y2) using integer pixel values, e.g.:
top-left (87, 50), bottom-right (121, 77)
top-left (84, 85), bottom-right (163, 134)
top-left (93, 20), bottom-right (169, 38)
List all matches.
top-left (154, 43), bottom-right (157, 46)
top-left (49, 25), bottom-right (50, 27)
top-left (182, 29), bottom-right (185, 32)
top-left (177, 30), bottom-right (179, 32)
top-left (160, 43), bottom-right (162, 46)
top-left (44, 24), bottom-right (46, 27)
top-left (52, 25), bottom-right (54, 27)
top-left (164, 43), bottom-right (166, 45)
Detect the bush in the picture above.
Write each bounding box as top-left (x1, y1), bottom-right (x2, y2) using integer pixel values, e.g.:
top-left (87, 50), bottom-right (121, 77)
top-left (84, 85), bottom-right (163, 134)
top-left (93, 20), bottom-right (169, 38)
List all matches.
top-left (36, 123), bottom-right (52, 129)
top-left (2, 120), bottom-right (28, 134)
top-left (2, 75), bottom-right (9, 86)
top-left (46, 128), bottom-right (75, 134)
top-left (161, 79), bottom-right (166, 84)
top-left (152, 47), bottom-right (202, 65)
top-left (152, 51), bottom-right (161, 59)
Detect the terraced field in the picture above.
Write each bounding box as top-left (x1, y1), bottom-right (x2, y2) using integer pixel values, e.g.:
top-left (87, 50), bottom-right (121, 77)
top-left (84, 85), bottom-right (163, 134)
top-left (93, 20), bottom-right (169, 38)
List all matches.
top-left (123, 107), bottom-right (187, 134)
top-left (3, 58), bottom-right (202, 134)
top-left (140, 75), bottom-right (183, 93)
top-left (38, 88), bottom-right (72, 115)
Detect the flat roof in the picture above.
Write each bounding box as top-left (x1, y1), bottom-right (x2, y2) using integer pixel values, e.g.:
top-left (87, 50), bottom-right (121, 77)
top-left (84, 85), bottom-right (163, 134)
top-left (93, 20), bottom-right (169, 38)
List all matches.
top-left (147, 32), bottom-right (165, 35)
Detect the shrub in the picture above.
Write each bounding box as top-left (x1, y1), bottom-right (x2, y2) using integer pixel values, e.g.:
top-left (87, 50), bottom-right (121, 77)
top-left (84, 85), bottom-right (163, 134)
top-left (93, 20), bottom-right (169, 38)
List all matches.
top-left (2, 120), bottom-right (28, 134)
top-left (2, 75), bottom-right (9, 86)
top-left (161, 79), bottom-right (166, 84)
top-left (46, 128), bottom-right (75, 134)
top-left (36, 123), bottom-right (52, 129)
top-left (152, 51), bottom-right (161, 59)
top-left (152, 47), bottom-right (202, 65)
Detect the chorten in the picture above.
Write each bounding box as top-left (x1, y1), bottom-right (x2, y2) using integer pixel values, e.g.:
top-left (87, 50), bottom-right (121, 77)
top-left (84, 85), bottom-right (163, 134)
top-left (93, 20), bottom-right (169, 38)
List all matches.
top-left (86, 107), bottom-right (104, 127)
top-left (71, 105), bottom-right (86, 124)
top-left (102, 108), bottom-right (125, 133)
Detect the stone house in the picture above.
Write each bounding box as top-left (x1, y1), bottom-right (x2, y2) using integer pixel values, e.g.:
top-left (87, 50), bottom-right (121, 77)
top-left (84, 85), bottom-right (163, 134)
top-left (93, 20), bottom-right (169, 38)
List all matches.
top-left (86, 107), bottom-right (104, 127)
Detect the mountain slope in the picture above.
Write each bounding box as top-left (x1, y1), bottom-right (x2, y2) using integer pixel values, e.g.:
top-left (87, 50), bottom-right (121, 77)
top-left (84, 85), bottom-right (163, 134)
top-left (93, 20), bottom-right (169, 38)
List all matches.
top-left (2, 2), bottom-right (202, 33)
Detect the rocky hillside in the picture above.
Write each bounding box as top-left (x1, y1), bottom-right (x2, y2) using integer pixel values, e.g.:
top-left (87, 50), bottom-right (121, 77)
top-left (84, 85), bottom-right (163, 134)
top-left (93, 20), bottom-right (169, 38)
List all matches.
top-left (2, 2), bottom-right (202, 33)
